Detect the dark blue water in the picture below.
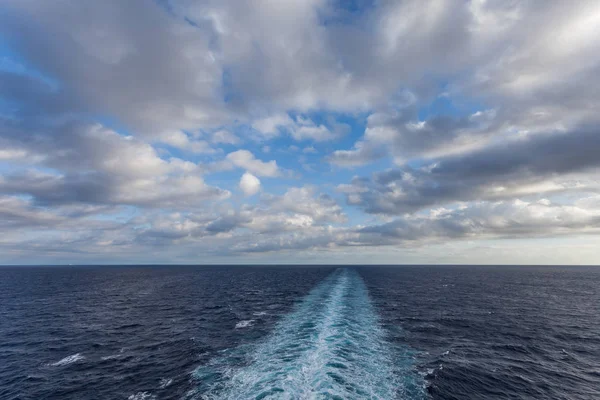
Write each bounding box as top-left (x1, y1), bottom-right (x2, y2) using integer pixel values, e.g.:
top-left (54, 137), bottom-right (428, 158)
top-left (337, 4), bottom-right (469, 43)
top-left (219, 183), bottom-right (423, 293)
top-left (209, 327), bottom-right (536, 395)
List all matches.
top-left (1, 265), bottom-right (599, 399)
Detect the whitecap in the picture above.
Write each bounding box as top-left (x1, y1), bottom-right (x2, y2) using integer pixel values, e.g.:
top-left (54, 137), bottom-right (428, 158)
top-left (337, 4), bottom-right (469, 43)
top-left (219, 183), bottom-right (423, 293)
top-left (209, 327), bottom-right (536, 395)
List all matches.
top-left (235, 319), bottom-right (255, 329)
top-left (48, 353), bottom-right (85, 367)
top-left (159, 378), bottom-right (173, 389)
top-left (127, 391), bottom-right (156, 400)
top-left (252, 311), bottom-right (268, 316)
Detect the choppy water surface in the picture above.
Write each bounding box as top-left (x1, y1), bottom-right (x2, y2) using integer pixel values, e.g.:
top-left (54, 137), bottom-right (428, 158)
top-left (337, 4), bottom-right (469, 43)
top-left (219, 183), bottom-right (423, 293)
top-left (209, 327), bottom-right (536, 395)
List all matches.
top-left (1, 265), bottom-right (599, 399)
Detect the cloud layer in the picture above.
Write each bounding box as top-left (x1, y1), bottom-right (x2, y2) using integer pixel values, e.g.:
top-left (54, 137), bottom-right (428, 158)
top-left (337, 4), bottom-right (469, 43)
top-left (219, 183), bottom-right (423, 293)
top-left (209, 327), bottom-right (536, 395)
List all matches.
top-left (0, 0), bottom-right (599, 264)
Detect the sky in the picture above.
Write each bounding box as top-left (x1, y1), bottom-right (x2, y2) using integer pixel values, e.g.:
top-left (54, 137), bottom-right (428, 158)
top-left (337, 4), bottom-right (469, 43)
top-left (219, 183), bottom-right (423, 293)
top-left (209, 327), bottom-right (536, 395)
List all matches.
top-left (0, 0), bottom-right (599, 265)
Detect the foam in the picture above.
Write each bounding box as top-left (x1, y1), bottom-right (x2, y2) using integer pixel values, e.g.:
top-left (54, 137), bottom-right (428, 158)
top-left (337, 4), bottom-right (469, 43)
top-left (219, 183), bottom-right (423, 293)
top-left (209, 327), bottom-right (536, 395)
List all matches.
top-left (253, 311), bottom-right (268, 316)
top-left (49, 353), bottom-right (85, 367)
top-left (235, 319), bottom-right (255, 329)
top-left (159, 377), bottom-right (173, 389)
top-left (127, 392), bottom-right (156, 400)
top-left (191, 269), bottom-right (426, 399)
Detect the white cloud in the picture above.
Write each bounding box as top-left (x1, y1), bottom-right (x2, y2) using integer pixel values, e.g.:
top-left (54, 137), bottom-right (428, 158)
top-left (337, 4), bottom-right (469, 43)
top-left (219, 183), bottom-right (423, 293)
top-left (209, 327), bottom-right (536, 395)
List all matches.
top-left (292, 122), bottom-right (335, 142)
top-left (252, 114), bottom-right (337, 142)
top-left (226, 150), bottom-right (280, 177)
top-left (157, 130), bottom-right (214, 153)
top-left (0, 149), bottom-right (29, 161)
top-left (211, 129), bottom-right (240, 145)
top-left (252, 114), bottom-right (294, 138)
top-left (329, 141), bottom-right (385, 167)
top-left (239, 172), bottom-right (260, 196)
top-left (264, 186), bottom-right (347, 224)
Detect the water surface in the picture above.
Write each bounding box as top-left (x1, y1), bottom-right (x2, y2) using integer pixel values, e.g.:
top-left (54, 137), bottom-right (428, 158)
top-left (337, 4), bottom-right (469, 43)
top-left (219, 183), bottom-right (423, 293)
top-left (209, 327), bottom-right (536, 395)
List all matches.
top-left (1, 265), bottom-right (599, 399)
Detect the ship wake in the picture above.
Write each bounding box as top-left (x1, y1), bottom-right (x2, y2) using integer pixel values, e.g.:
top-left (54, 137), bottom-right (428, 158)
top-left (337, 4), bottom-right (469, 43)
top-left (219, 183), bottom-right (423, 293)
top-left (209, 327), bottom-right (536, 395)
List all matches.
top-left (190, 269), bottom-right (425, 399)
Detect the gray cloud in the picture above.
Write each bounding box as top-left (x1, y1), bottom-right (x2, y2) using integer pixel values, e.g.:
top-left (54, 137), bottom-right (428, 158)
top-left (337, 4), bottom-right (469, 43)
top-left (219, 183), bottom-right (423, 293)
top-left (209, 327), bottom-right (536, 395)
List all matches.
top-left (206, 213), bottom-right (252, 234)
top-left (2, 0), bottom-right (598, 129)
top-left (339, 125), bottom-right (600, 214)
top-left (125, 186), bottom-right (347, 248)
top-left (0, 121), bottom-right (230, 208)
top-left (357, 199), bottom-right (600, 244)
top-left (0, 0), bottom-right (521, 129)
top-left (329, 106), bottom-right (500, 166)
top-left (0, 0), bottom-right (230, 136)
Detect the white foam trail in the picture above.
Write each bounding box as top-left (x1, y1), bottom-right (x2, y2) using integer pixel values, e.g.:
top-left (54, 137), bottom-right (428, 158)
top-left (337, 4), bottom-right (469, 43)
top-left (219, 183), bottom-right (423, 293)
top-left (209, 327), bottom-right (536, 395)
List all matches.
top-left (48, 353), bottom-right (85, 366)
top-left (253, 311), bottom-right (268, 316)
top-left (191, 269), bottom-right (425, 399)
top-left (101, 354), bottom-right (122, 361)
top-left (128, 392), bottom-right (156, 400)
top-left (159, 377), bottom-right (173, 389)
top-left (235, 319), bottom-right (255, 329)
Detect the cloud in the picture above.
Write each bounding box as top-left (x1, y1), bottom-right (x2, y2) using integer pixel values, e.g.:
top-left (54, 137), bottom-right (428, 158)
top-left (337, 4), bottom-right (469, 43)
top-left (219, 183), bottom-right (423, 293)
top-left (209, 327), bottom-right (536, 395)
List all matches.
top-left (0, 195), bottom-right (65, 229)
top-left (211, 129), bottom-right (240, 145)
top-left (102, 186), bottom-right (351, 257)
top-left (328, 140), bottom-right (386, 167)
top-left (251, 114), bottom-right (338, 142)
top-left (1, 0), bottom-right (600, 263)
top-left (252, 114), bottom-right (295, 138)
top-left (140, 186), bottom-right (346, 239)
top-left (157, 131), bottom-right (215, 154)
top-left (226, 150), bottom-right (280, 177)
top-left (0, 148), bottom-right (31, 161)
top-left (329, 104), bottom-right (504, 167)
top-left (293, 124), bottom-right (331, 141)
top-left (0, 0), bottom-right (231, 137)
top-left (239, 172), bottom-right (261, 196)
top-left (263, 186), bottom-right (347, 224)
top-left (0, 122), bottom-right (230, 208)
top-left (3, 0), bottom-right (599, 134)
top-left (339, 125), bottom-right (600, 214)
top-left (290, 117), bottom-right (337, 142)
top-left (357, 199), bottom-right (600, 244)
top-left (205, 212), bottom-right (252, 234)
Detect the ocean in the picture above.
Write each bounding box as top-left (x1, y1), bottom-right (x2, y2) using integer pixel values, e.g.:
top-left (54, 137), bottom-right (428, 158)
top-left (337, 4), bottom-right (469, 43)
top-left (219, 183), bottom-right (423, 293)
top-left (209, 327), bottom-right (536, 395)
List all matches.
top-left (1, 265), bottom-right (599, 399)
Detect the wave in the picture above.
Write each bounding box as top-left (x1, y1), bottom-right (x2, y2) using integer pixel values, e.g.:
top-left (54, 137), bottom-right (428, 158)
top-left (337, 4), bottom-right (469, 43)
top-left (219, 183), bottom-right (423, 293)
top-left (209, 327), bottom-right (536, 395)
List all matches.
top-left (235, 319), bottom-right (255, 329)
top-left (128, 392), bottom-right (156, 400)
top-left (101, 354), bottom-right (123, 361)
top-left (159, 377), bottom-right (173, 389)
top-left (253, 311), bottom-right (268, 316)
top-left (48, 353), bottom-right (85, 367)
top-left (190, 269), bottom-right (426, 399)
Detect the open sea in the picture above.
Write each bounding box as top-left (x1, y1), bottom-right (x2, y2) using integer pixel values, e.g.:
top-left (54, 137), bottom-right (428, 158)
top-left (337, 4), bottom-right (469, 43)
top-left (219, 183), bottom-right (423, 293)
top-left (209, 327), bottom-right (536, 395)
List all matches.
top-left (1, 265), bottom-right (599, 399)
